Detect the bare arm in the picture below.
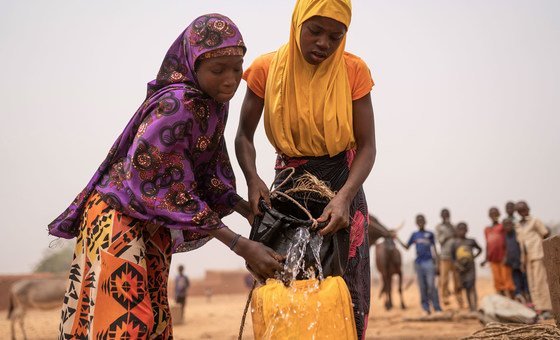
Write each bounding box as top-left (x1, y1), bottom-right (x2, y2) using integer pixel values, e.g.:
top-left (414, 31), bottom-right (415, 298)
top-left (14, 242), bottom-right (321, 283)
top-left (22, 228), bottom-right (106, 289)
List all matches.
top-left (480, 229), bottom-right (488, 266)
top-left (207, 226), bottom-right (283, 282)
top-left (473, 241), bottom-right (483, 259)
top-left (235, 88), bottom-right (271, 217)
top-left (395, 232), bottom-right (410, 250)
top-left (233, 198), bottom-right (251, 221)
top-left (535, 219), bottom-right (550, 239)
top-left (432, 235), bottom-right (440, 259)
top-left (319, 93), bottom-right (376, 235)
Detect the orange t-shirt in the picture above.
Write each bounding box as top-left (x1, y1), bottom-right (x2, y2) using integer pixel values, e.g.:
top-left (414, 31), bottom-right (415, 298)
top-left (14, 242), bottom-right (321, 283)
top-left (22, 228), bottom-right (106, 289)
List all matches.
top-left (243, 51), bottom-right (374, 101)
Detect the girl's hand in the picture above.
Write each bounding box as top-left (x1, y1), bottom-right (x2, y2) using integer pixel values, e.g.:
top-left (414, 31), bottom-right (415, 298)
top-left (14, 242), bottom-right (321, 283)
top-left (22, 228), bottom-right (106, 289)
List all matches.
top-left (247, 177), bottom-right (271, 218)
top-left (234, 238), bottom-right (283, 283)
top-left (317, 194), bottom-right (351, 236)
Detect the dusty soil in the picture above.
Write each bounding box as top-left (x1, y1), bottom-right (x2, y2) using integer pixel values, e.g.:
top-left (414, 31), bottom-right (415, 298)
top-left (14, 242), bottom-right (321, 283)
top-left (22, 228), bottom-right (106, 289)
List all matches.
top-left (0, 278), bottom-right (551, 339)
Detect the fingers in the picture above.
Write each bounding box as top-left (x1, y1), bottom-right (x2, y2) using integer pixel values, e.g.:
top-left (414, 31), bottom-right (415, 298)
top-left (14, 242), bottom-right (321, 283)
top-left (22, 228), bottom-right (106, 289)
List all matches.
top-left (261, 188), bottom-right (271, 207)
top-left (247, 213), bottom-right (255, 225)
top-left (316, 208), bottom-right (331, 223)
top-left (319, 215), bottom-right (348, 236)
top-left (246, 245), bottom-right (284, 281)
top-left (267, 248), bottom-right (285, 268)
top-left (250, 197), bottom-right (261, 217)
top-left (319, 220), bottom-right (336, 236)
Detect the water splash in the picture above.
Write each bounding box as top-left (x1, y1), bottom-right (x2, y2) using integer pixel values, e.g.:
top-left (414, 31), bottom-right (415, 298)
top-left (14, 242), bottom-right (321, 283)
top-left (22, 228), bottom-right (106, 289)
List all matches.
top-left (309, 232), bottom-right (324, 281)
top-left (279, 227), bottom-right (325, 283)
top-left (281, 227), bottom-right (310, 283)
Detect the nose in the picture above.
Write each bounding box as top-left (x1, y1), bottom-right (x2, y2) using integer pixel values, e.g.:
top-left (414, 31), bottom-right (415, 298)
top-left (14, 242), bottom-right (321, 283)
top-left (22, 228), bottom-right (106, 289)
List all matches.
top-left (222, 71), bottom-right (237, 90)
top-left (316, 34), bottom-right (331, 51)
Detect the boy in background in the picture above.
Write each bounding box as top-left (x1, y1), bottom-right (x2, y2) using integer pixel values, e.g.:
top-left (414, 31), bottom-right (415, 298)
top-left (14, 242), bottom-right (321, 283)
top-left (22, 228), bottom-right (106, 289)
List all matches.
top-left (400, 214), bottom-right (442, 316)
top-left (505, 201), bottom-right (517, 222)
top-left (515, 201), bottom-right (552, 318)
top-left (452, 222), bottom-right (482, 312)
top-left (481, 207), bottom-right (515, 297)
top-left (503, 218), bottom-right (530, 303)
top-left (435, 208), bottom-right (463, 308)
top-left (175, 265), bottom-right (190, 321)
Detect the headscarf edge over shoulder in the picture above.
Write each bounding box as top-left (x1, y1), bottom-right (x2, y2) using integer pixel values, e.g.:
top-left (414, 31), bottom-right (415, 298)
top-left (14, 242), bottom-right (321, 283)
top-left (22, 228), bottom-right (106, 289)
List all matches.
top-left (264, 0), bottom-right (353, 157)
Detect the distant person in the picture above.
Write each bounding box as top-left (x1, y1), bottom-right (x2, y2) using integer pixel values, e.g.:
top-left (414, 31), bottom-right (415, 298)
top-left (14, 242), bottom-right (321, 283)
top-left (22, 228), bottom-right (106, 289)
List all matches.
top-left (204, 287), bottom-right (213, 303)
top-left (481, 207), bottom-right (514, 297)
top-left (451, 222), bottom-right (482, 312)
top-left (515, 201), bottom-right (552, 318)
top-left (399, 214), bottom-right (442, 316)
top-left (505, 201), bottom-right (517, 222)
top-left (435, 208), bottom-right (463, 308)
top-left (502, 218), bottom-right (530, 303)
top-left (175, 265), bottom-right (190, 321)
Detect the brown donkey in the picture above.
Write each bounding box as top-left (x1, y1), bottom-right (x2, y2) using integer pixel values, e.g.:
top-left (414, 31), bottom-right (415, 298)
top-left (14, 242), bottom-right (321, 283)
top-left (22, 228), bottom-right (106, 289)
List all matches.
top-left (368, 215), bottom-right (406, 310)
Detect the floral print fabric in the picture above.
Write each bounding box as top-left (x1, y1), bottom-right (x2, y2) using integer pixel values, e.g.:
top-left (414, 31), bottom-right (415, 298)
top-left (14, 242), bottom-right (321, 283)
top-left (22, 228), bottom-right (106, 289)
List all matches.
top-left (49, 14), bottom-right (246, 252)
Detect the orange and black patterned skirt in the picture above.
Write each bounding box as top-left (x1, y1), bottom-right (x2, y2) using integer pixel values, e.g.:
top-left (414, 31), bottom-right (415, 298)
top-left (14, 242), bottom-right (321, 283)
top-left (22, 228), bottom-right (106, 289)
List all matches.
top-left (59, 191), bottom-right (173, 339)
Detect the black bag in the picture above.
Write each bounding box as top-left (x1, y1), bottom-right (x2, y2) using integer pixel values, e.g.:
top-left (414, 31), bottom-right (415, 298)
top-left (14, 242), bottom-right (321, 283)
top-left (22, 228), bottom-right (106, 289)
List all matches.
top-left (249, 193), bottom-right (349, 280)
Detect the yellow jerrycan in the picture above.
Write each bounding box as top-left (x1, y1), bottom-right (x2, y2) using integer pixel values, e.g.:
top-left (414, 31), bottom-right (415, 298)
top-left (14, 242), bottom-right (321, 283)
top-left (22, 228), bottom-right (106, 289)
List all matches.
top-left (251, 276), bottom-right (357, 339)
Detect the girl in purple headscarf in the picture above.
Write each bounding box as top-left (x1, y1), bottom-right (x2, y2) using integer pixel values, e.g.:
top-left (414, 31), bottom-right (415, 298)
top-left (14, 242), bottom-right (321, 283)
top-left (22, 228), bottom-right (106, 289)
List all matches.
top-left (49, 14), bottom-right (283, 338)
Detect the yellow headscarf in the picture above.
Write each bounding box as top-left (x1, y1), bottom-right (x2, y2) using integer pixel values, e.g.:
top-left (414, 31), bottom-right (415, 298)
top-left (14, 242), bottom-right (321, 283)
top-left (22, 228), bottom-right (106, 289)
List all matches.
top-left (264, 0), bottom-right (353, 157)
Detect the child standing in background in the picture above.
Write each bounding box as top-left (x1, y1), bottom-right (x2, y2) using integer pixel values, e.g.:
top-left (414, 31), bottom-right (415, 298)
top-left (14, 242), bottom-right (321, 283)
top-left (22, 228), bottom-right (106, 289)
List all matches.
top-left (175, 265), bottom-right (190, 321)
top-left (399, 214), bottom-right (442, 316)
top-left (452, 222), bottom-right (482, 312)
top-left (481, 207), bottom-right (515, 297)
top-left (515, 201), bottom-right (552, 318)
top-left (503, 218), bottom-right (530, 303)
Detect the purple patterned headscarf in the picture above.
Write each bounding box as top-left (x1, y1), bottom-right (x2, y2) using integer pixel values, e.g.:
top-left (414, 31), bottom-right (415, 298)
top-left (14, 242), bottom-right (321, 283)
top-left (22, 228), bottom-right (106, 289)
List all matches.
top-left (49, 14), bottom-right (246, 252)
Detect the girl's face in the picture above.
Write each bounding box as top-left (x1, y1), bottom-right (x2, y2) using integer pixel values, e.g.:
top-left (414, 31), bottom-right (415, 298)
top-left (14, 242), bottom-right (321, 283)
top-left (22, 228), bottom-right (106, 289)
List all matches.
top-left (300, 16), bottom-right (346, 65)
top-left (196, 55), bottom-right (243, 103)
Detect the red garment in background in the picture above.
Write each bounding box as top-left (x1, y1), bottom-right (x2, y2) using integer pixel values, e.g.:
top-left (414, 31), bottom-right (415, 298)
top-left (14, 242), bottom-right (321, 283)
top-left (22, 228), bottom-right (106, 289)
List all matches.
top-left (484, 224), bottom-right (506, 262)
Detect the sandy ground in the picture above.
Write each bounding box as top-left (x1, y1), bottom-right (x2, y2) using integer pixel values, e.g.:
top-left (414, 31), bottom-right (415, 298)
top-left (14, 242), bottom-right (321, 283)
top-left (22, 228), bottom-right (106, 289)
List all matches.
top-left (0, 278), bottom-right (551, 339)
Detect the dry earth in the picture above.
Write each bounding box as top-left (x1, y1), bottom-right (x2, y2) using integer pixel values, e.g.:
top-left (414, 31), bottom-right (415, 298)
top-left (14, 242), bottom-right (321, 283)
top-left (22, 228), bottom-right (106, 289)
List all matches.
top-left (1, 278), bottom-right (552, 339)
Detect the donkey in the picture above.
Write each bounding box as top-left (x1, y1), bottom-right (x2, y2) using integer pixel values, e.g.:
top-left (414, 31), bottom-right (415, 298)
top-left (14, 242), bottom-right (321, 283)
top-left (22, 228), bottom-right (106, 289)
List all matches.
top-left (8, 277), bottom-right (67, 340)
top-left (368, 215), bottom-right (406, 311)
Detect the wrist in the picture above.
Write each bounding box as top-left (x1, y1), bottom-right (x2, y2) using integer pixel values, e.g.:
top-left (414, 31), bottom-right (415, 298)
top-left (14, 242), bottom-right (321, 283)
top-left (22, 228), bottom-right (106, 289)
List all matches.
top-left (247, 175), bottom-right (262, 185)
top-left (233, 236), bottom-right (250, 257)
top-left (229, 233), bottom-right (242, 252)
top-left (335, 189), bottom-right (353, 204)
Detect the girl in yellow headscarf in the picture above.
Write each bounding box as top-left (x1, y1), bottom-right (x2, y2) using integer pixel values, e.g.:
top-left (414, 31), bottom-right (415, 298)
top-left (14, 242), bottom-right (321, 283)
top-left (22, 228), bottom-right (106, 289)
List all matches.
top-left (237, 1), bottom-right (376, 338)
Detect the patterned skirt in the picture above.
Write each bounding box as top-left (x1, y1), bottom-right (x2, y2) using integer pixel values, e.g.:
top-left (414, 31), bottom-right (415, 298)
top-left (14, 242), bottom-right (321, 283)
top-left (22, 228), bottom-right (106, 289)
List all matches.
top-left (59, 190), bottom-right (173, 339)
top-left (275, 150), bottom-right (371, 340)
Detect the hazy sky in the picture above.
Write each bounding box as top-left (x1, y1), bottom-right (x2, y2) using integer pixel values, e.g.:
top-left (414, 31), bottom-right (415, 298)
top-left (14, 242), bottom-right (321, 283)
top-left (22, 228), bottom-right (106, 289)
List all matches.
top-left (1, 0), bottom-right (559, 279)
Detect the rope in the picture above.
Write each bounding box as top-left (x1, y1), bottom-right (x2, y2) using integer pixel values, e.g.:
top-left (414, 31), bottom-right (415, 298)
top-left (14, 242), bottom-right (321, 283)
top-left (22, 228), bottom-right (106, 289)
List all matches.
top-left (269, 167), bottom-right (318, 227)
top-left (462, 322), bottom-right (560, 340)
top-left (238, 280), bottom-right (257, 340)
top-left (270, 167), bottom-right (295, 192)
top-left (272, 191), bottom-right (315, 222)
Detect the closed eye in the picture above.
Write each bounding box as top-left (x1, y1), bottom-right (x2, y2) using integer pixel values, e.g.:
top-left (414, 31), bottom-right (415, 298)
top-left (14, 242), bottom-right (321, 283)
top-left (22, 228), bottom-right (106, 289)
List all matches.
top-left (308, 26), bottom-right (321, 35)
top-left (330, 34), bottom-right (344, 41)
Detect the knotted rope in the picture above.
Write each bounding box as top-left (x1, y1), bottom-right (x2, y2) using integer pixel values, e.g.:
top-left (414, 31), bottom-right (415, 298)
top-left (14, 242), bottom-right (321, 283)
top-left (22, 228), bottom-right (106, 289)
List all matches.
top-left (462, 322), bottom-right (560, 340)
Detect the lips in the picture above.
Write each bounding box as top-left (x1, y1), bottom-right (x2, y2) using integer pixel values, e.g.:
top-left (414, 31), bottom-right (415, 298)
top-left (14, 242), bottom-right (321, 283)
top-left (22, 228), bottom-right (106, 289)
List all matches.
top-left (312, 51), bottom-right (326, 58)
top-left (309, 51), bottom-right (327, 63)
top-left (221, 91), bottom-right (235, 96)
